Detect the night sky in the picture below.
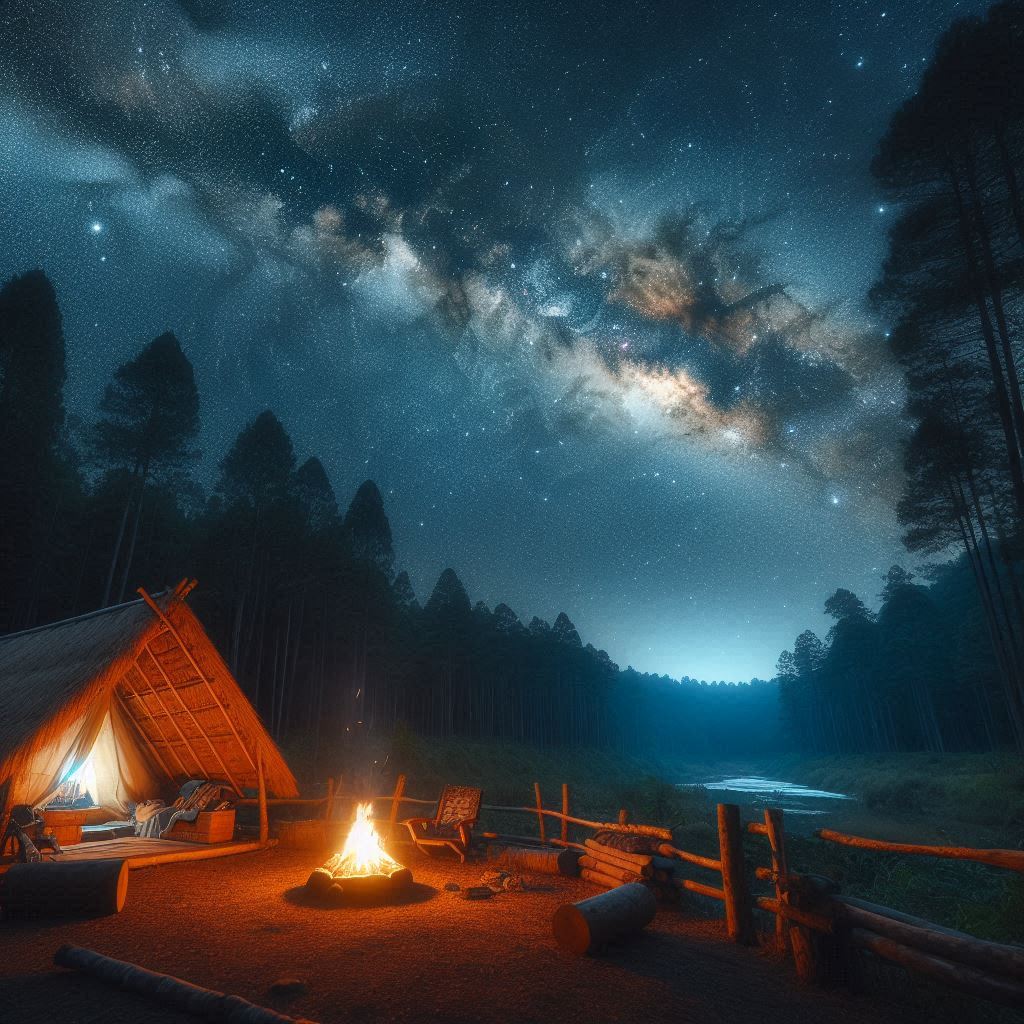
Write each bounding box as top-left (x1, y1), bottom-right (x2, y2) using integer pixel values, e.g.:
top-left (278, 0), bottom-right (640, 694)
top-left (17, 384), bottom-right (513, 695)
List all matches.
top-left (0, 0), bottom-right (989, 680)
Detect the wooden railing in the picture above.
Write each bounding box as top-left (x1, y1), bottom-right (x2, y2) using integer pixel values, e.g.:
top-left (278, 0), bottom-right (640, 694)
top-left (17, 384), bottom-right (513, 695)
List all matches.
top-left (747, 810), bottom-right (1024, 1008)
top-left (246, 774), bottom-right (1023, 1008)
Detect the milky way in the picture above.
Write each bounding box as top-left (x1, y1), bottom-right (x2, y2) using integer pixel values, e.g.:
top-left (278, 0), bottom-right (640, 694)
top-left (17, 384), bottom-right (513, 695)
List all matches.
top-left (0, 0), bottom-right (988, 678)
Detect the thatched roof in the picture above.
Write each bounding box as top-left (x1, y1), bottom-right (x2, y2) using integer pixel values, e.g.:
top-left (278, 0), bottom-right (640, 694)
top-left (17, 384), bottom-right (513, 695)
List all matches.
top-left (0, 586), bottom-right (298, 804)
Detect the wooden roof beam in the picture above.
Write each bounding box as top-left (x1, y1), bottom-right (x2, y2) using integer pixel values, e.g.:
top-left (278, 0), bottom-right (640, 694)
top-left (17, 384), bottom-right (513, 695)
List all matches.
top-left (132, 657), bottom-right (207, 779)
top-left (138, 588), bottom-right (257, 772)
top-left (143, 645), bottom-right (242, 795)
top-left (113, 685), bottom-right (175, 781)
top-left (119, 671), bottom-right (191, 778)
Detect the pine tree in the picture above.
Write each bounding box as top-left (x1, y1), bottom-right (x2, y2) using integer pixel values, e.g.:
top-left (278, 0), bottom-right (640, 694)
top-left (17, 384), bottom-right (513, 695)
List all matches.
top-left (294, 456), bottom-right (338, 531)
top-left (552, 611), bottom-right (583, 646)
top-left (93, 331), bottom-right (199, 605)
top-left (343, 480), bottom-right (394, 578)
top-left (0, 269), bottom-right (66, 631)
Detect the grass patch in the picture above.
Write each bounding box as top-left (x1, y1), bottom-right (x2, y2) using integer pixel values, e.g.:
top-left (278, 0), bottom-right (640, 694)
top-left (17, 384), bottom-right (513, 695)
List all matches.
top-left (764, 752), bottom-right (1024, 839)
top-left (385, 729), bottom-right (710, 834)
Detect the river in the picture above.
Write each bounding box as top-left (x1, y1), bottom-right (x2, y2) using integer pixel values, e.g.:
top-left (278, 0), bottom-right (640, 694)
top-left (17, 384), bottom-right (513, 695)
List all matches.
top-left (681, 774), bottom-right (853, 820)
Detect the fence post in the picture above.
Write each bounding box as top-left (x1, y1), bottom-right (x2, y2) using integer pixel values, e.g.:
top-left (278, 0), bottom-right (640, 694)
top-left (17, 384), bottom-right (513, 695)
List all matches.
top-left (717, 803), bottom-right (755, 944)
top-left (324, 777), bottom-right (334, 821)
top-left (388, 774), bottom-right (406, 843)
top-left (763, 808), bottom-right (789, 951)
top-left (533, 782), bottom-right (547, 844)
top-left (618, 808), bottom-right (630, 826)
top-left (765, 806), bottom-right (819, 982)
top-left (561, 783), bottom-right (570, 844)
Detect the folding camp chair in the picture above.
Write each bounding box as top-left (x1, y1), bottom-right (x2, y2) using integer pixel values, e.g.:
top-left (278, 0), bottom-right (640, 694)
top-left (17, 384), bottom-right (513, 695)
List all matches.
top-left (403, 785), bottom-right (482, 863)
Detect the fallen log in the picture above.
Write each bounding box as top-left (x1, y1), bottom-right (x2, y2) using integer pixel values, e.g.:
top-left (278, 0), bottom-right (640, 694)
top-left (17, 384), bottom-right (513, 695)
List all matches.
top-left (553, 882), bottom-right (657, 954)
top-left (580, 866), bottom-right (627, 890)
top-left (494, 845), bottom-right (580, 876)
top-left (53, 945), bottom-right (314, 1023)
top-left (584, 839), bottom-right (653, 870)
top-left (578, 856), bottom-right (643, 884)
top-left (1, 860), bottom-right (128, 918)
top-left (835, 898), bottom-right (1024, 978)
top-left (849, 928), bottom-right (1024, 1009)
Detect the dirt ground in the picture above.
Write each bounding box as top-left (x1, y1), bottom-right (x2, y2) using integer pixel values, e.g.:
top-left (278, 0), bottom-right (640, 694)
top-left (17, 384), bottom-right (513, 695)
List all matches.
top-left (0, 845), bottom-right (955, 1024)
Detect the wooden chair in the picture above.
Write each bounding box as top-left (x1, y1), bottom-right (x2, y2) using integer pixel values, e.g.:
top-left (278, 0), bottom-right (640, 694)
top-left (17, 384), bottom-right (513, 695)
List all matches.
top-left (403, 785), bottom-right (482, 862)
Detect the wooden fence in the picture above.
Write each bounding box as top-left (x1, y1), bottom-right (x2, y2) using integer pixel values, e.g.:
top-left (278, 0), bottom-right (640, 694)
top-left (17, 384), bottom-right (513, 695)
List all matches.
top-left (243, 776), bottom-right (1023, 1008)
top-left (746, 810), bottom-right (1024, 1008)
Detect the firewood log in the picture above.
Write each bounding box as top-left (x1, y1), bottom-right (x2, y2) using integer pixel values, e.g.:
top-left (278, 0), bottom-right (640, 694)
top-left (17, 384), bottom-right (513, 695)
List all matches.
top-left (578, 856), bottom-right (643, 884)
top-left (580, 867), bottom-right (626, 890)
top-left (1, 860), bottom-right (128, 917)
top-left (584, 839), bottom-right (653, 869)
top-left (553, 882), bottom-right (658, 954)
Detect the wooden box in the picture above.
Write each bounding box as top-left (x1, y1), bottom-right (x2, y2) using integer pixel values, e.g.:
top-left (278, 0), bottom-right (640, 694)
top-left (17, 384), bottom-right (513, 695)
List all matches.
top-left (41, 808), bottom-right (88, 847)
top-left (164, 809), bottom-right (236, 844)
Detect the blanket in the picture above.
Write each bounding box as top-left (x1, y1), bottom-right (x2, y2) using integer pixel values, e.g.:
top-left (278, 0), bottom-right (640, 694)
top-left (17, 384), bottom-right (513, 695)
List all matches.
top-left (158, 781), bottom-right (233, 838)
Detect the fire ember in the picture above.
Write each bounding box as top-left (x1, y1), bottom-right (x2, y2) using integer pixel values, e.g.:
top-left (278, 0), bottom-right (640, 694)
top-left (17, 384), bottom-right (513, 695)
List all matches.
top-left (305, 802), bottom-right (413, 905)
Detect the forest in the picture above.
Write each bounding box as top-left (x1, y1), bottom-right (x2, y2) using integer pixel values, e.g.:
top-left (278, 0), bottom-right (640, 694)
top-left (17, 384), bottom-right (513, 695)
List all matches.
top-left (778, 3), bottom-right (1024, 755)
top-left (0, 275), bottom-right (782, 767)
top-left (3, 4), bottom-right (1024, 766)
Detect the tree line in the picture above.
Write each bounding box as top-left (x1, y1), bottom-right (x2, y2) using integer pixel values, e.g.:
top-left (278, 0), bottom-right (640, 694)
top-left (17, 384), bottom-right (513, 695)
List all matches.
top-left (0, 269), bottom-right (780, 771)
top-left (779, 2), bottom-right (1024, 754)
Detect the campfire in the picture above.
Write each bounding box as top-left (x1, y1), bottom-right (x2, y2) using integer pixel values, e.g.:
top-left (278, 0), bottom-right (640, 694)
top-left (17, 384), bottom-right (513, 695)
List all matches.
top-left (305, 802), bottom-right (412, 905)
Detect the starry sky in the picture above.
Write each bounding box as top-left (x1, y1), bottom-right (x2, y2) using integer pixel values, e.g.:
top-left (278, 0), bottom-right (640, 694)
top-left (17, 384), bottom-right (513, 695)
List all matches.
top-left (0, 0), bottom-right (989, 680)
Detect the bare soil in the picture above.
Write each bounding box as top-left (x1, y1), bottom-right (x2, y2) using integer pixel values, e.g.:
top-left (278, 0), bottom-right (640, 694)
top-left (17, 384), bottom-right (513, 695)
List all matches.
top-left (0, 845), bottom-right (944, 1024)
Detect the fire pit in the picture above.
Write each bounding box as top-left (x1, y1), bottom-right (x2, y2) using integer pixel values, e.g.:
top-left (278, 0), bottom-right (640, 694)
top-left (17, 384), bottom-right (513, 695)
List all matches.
top-left (305, 802), bottom-right (413, 905)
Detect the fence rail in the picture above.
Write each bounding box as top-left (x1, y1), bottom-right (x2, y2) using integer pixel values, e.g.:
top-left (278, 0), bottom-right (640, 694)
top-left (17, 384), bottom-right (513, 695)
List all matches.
top-left (814, 827), bottom-right (1024, 872)
top-left (251, 773), bottom-right (1022, 1008)
top-left (746, 809), bottom-right (1024, 1008)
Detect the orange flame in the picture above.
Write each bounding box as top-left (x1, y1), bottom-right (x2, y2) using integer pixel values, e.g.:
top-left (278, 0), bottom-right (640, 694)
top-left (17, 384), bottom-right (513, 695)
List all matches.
top-left (327, 802), bottom-right (403, 877)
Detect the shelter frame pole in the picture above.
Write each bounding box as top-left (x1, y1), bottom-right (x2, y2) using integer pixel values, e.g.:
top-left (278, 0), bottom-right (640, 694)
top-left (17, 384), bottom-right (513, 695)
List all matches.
top-left (257, 749), bottom-right (269, 846)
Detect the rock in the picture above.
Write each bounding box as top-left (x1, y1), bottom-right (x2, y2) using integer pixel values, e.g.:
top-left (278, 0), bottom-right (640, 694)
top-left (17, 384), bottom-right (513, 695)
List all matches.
top-left (444, 882), bottom-right (461, 892)
top-left (480, 870), bottom-right (513, 891)
top-left (462, 886), bottom-right (495, 900)
top-left (305, 868), bottom-right (334, 897)
top-left (268, 978), bottom-right (307, 998)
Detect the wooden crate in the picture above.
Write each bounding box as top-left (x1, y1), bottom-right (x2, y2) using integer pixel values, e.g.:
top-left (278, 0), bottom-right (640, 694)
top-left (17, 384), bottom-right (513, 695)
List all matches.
top-left (164, 809), bottom-right (236, 845)
top-left (42, 809), bottom-right (88, 847)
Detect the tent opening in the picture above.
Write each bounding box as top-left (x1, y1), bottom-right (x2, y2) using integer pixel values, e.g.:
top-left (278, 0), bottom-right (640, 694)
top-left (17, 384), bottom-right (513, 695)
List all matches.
top-left (49, 753), bottom-right (99, 809)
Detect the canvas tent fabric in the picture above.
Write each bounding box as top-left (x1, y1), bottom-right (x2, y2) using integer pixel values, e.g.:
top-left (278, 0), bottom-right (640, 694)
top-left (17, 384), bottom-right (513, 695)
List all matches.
top-left (0, 585), bottom-right (298, 821)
